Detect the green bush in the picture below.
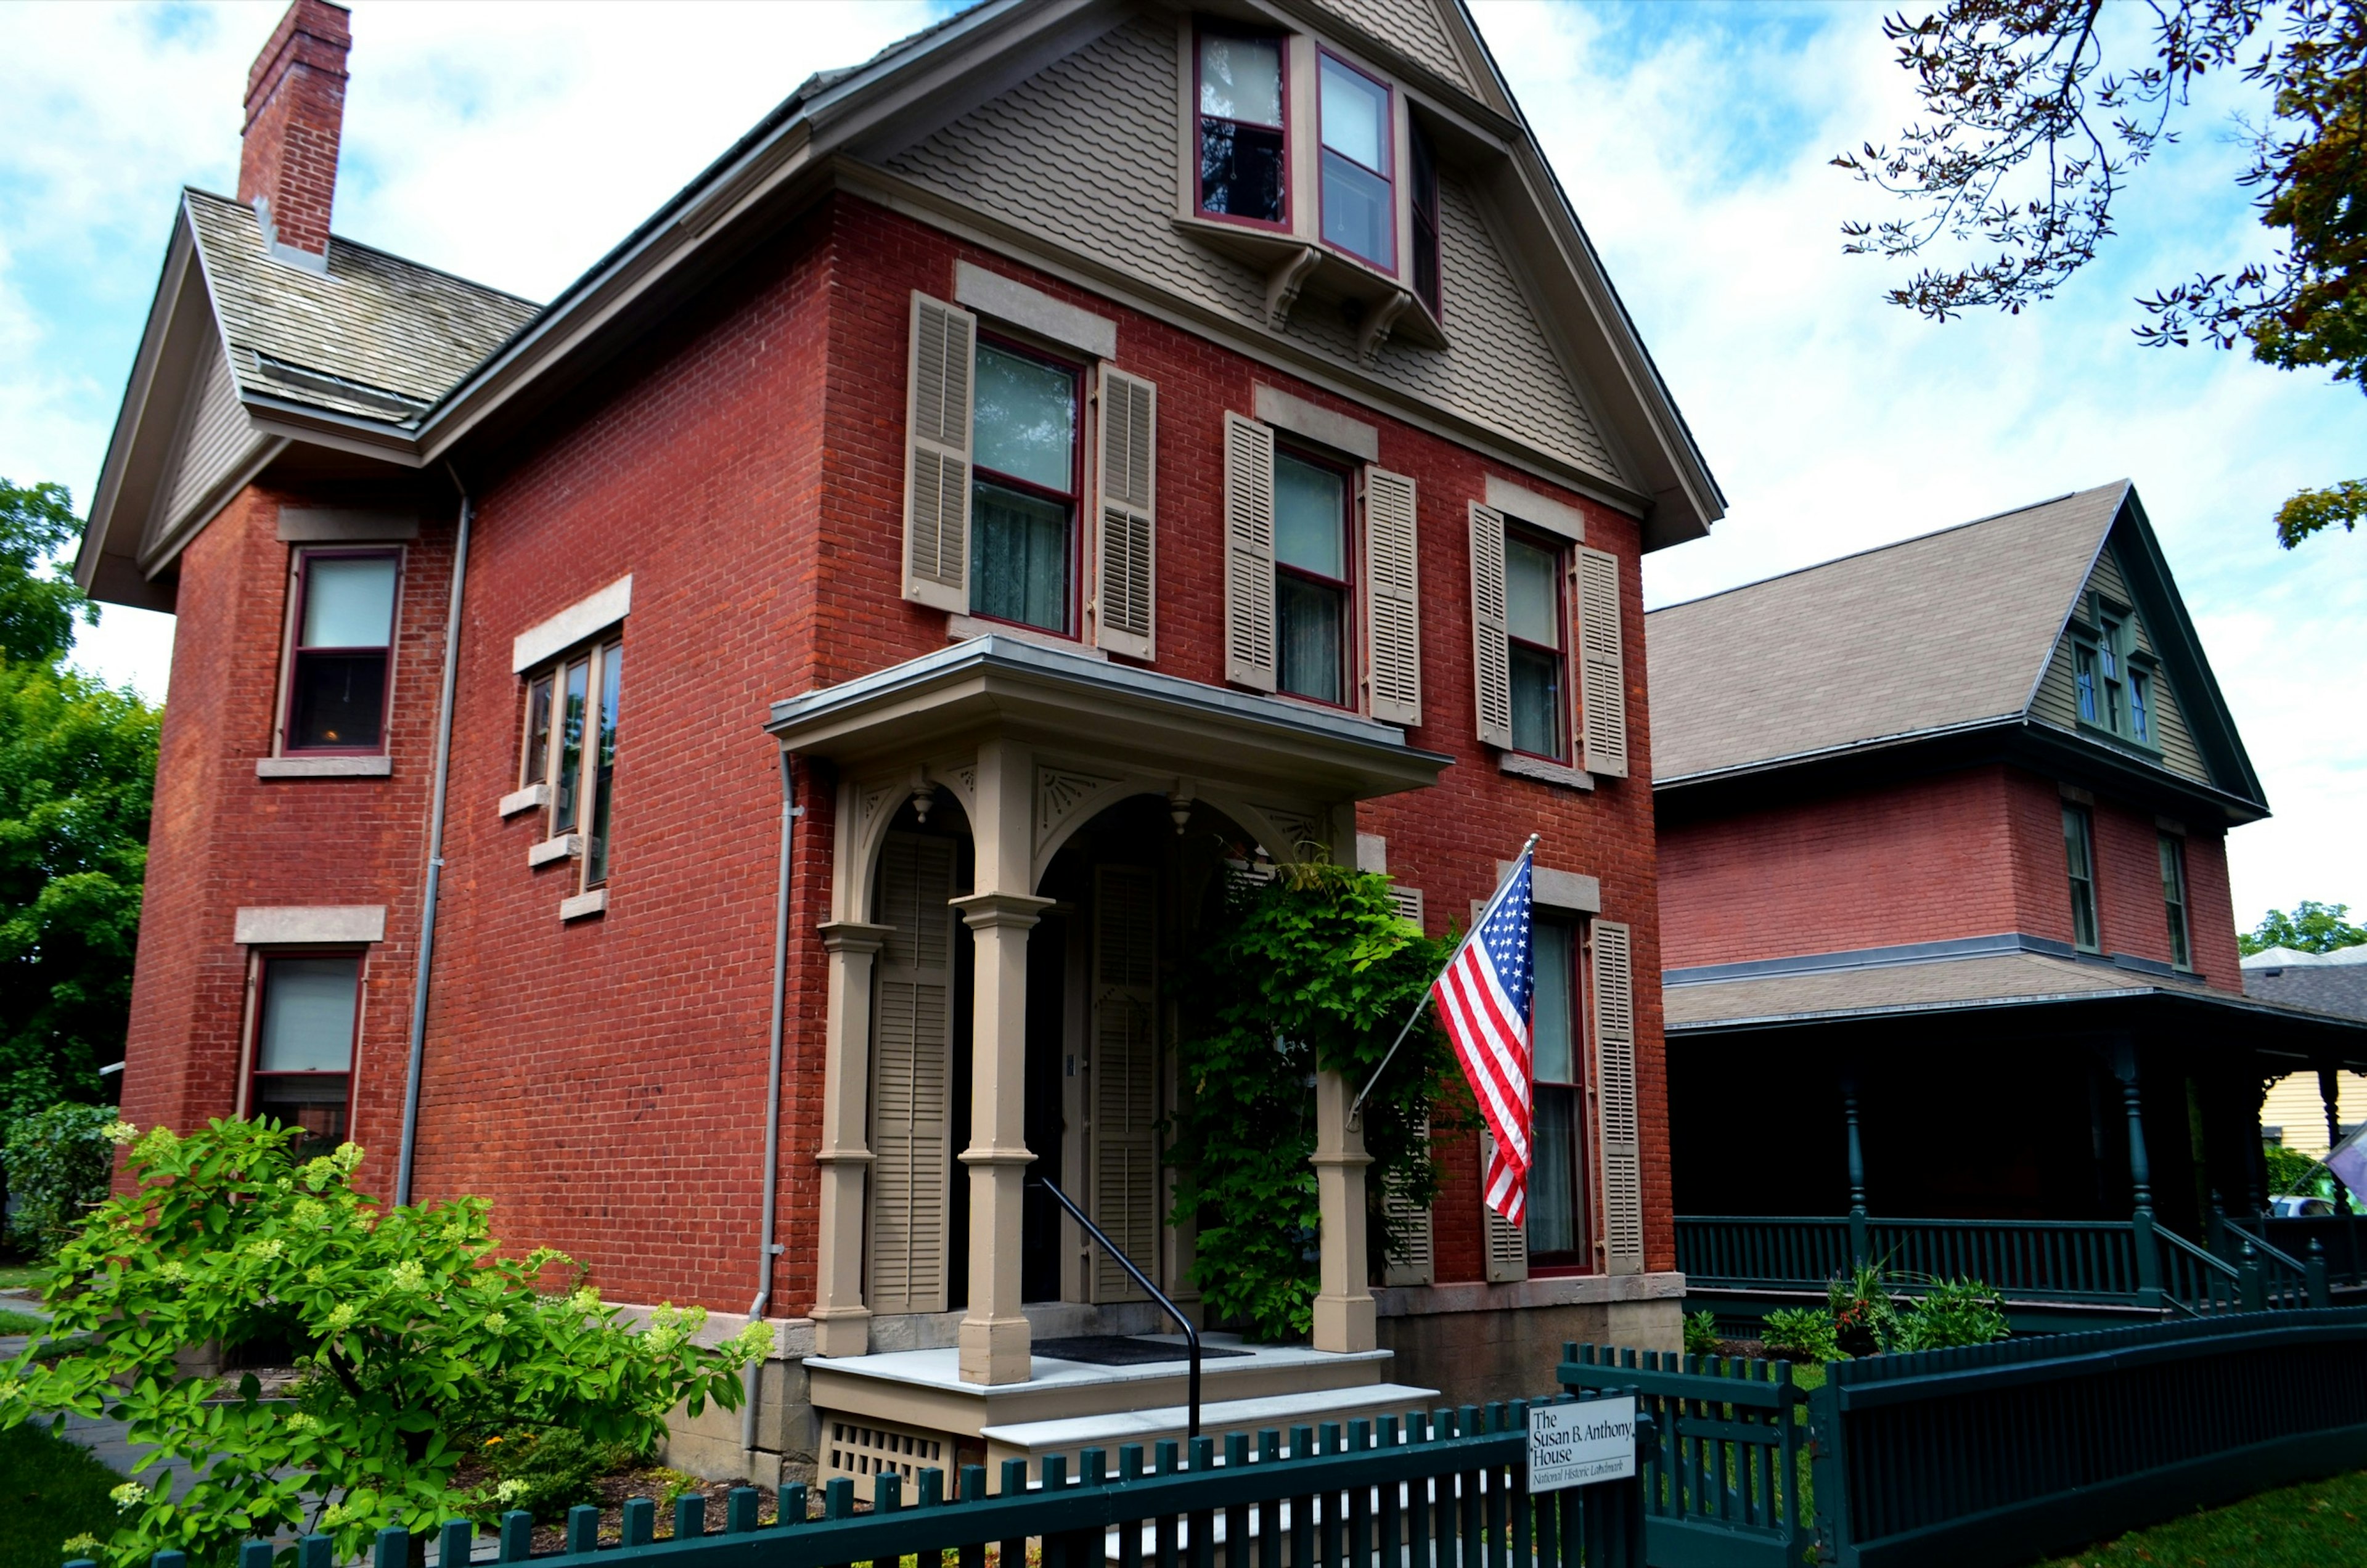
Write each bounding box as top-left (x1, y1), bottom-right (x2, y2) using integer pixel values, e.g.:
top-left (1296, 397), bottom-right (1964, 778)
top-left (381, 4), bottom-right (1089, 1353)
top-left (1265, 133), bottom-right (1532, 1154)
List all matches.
top-left (1890, 1276), bottom-right (2009, 1350)
top-left (1, 1103), bottom-right (115, 1258)
top-left (1683, 1309), bottom-right (1722, 1357)
top-left (2263, 1140), bottom-right (2320, 1197)
top-left (1826, 1258), bottom-right (1899, 1358)
top-left (478, 1426), bottom-right (638, 1522)
top-left (0, 1117), bottom-right (772, 1566)
top-left (1760, 1307), bottom-right (1842, 1363)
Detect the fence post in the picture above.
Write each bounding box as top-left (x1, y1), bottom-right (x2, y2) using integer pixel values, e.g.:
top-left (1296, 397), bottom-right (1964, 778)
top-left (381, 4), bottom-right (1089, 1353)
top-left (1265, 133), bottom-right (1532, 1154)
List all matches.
top-left (2239, 1241), bottom-right (2265, 1313)
top-left (2308, 1239), bottom-right (2331, 1308)
top-left (1807, 1370), bottom-right (1847, 1567)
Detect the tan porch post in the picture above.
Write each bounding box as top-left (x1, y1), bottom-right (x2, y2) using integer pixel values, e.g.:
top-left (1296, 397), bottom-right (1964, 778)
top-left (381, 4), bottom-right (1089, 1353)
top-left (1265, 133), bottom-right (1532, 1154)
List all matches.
top-left (953, 737), bottom-right (1050, 1385)
top-left (812, 920), bottom-right (893, 1357)
top-left (1312, 1068), bottom-right (1377, 1352)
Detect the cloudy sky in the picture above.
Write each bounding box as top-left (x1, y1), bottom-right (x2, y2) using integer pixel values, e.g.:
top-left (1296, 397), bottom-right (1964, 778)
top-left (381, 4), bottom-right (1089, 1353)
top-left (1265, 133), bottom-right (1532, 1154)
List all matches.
top-left (2, 0), bottom-right (2360, 928)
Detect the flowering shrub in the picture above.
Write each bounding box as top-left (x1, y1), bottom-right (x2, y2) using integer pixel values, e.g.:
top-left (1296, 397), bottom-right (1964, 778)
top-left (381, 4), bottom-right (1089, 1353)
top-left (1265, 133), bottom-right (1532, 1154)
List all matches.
top-left (1, 1117), bottom-right (771, 1566)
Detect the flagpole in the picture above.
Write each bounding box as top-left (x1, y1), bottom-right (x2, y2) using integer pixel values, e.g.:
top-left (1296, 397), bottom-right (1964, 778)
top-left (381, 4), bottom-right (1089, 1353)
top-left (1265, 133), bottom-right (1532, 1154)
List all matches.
top-left (1347, 833), bottom-right (1538, 1126)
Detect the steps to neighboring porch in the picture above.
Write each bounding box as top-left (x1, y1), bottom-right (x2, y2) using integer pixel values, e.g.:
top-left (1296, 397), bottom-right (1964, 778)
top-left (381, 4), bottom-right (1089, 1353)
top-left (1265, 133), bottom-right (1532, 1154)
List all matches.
top-left (808, 1333), bottom-right (1432, 1480)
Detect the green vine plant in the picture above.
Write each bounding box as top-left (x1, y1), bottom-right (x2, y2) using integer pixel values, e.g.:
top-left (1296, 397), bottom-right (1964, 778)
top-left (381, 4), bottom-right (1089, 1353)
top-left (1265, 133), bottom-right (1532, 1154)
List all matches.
top-left (1167, 853), bottom-right (1465, 1342)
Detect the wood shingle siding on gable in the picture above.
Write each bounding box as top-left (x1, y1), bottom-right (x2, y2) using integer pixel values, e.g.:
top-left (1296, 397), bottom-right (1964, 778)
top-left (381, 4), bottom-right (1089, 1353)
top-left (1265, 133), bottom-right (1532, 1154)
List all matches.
top-left (1312, 0), bottom-right (1479, 92)
top-left (877, 17), bottom-right (1619, 488)
top-left (151, 333), bottom-right (261, 552)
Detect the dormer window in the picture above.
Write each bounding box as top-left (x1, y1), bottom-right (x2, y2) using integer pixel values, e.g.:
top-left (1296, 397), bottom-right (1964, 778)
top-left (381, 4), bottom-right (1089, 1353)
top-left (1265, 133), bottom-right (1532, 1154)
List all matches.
top-left (1318, 52), bottom-right (1394, 271)
top-left (1196, 31), bottom-right (1287, 227)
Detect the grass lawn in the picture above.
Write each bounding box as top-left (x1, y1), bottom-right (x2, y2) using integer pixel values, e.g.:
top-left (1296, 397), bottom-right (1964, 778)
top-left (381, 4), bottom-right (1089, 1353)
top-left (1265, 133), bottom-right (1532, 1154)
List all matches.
top-left (0, 1421), bottom-right (121, 1568)
top-left (0, 1307), bottom-right (51, 1334)
top-left (0, 1261), bottom-right (52, 1292)
top-left (2029, 1468), bottom-right (2367, 1566)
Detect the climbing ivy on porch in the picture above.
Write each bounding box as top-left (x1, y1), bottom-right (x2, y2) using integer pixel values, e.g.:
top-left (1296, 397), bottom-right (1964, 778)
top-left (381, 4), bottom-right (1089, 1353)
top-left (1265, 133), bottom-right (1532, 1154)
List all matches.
top-left (1168, 857), bottom-right (1461, 1342)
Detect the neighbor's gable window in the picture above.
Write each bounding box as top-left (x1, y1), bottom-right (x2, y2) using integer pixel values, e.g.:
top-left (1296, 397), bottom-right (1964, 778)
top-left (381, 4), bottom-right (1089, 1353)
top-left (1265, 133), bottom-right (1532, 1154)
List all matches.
top-left (2159, 833), bottom-right (2191, 970)
top-left (971, 339), bottom-right (1081, 635)
top-left (1273, 447), bottom-right (1352, 704)
top-left (1505, 527), bottom-right (1566, 761)
top-left (248, 952), bottom-right (359, 1159)
top-left (1319, 52), bottom-right (1394, 271)
top-left (1197, 29), bottom-right (1288, 226)
top-left (286, 549), bottom-right (398, 752)
top-left (520, 637), bottom-right (623, 889)
top-left (2064, 803), bottom-right (2100, 952)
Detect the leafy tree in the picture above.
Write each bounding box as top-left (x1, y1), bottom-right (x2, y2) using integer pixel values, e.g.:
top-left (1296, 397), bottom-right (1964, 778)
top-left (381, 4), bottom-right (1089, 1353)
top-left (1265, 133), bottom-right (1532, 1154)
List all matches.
top-left (1835, 1), bottom-right (2367, 546)
top-left (4, 1119), bottom-right (771, 1567)
top-left (2241, 899), bottom-right (2367, 953)
top-left (0, 481), bottom-right (97, 664)
top-left (1167, 859), bottom-right (1461, 1342)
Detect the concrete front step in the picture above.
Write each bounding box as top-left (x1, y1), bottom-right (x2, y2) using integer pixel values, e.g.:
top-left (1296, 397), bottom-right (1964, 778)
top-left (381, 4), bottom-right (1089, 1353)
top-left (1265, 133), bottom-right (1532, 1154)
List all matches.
top-left (980, 1380), bottom-right (1443, 1468)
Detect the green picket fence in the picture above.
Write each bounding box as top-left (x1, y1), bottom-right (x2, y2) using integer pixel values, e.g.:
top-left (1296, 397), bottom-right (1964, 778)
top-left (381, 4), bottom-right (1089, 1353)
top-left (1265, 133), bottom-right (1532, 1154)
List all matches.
top-left (72, 1395), bottom-right (1652, 1568)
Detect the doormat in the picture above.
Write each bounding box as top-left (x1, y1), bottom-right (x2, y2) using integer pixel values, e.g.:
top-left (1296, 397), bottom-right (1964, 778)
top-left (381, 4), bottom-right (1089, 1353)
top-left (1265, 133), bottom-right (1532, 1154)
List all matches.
top-left (1031, 1336), bottom-right (1254, 1366)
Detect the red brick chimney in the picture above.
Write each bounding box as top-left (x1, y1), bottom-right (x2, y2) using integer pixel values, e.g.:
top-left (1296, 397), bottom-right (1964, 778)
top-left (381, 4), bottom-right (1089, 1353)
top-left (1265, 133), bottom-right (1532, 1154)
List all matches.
top-left (237, 0), bottom-right (351, 269)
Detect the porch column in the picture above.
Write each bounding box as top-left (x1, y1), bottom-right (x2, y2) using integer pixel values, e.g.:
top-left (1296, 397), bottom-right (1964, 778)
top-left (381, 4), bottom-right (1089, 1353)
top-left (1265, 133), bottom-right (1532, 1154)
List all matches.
top-left (812, 920), bottom-right (894, 1357)
top-left (953, 738), bottom-right (1050, 1386)
top-left (1312, 1069), bottom-right (1376, 1353)
top-left (2115, 1042), bottom-right (2162, 1310)
top-left (1841, 1068), bottom-right (1868, 1266)
top-left (2320, 1066), bottom-right (2351, 1210)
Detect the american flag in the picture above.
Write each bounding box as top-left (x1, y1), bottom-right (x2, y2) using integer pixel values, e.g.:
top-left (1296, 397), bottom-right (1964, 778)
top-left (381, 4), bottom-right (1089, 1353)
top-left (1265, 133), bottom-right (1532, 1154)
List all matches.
top-left (1432, 844), bottom-right (1535, 1225)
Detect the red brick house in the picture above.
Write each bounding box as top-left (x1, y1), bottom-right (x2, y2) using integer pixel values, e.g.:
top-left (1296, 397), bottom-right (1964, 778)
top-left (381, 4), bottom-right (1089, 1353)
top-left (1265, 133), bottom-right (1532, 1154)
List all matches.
top-left (1648, 483), bottom-right (2367, 1326)
top-left (75, 0), bottom-right (1719, 1482)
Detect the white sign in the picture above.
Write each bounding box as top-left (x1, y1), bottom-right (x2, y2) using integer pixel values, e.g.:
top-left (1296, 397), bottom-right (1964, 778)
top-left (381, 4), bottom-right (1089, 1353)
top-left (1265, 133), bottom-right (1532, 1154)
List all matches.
top-left (1527, 1397), bottom-right (1638, 1491)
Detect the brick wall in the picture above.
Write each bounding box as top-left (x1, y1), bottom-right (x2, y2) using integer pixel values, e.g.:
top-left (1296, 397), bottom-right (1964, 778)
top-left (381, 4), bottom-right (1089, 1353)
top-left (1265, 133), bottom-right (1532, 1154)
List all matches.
top-left (122, 191), bottom-right (1674, 1307)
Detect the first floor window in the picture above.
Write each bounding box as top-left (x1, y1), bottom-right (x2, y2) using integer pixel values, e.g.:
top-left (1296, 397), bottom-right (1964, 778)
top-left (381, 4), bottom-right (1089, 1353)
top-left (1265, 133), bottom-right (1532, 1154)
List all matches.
top-left (2064, 804), bottom-right (2099, 951)
top-left (1274, 449), bottom-right (1350, 703)
top-left (1197, 30), bottom-right (1286, 224)
top-left (1505, 528), bottom-right (1566, 759)
top-left (1527, 915), bottom-right (1590, 1264)
top-left (250, 952), bottom-right (359, 1159)
top-left (2160, 833), bottom-right (2191, 969)
top-left (971, 339), bottom-right (1080, 634)
top-left (286, 549), bottom-right (398, 752)
top-left (521, 637), bottom-right (624, 889)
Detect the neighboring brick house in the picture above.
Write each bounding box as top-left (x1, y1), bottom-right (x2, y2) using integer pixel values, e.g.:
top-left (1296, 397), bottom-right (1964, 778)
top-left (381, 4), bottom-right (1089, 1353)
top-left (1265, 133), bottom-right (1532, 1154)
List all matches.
top-left (1646, 483), bottom-right (2367, 1320)
top-left (75, 0), bottom-right (1721, 1482)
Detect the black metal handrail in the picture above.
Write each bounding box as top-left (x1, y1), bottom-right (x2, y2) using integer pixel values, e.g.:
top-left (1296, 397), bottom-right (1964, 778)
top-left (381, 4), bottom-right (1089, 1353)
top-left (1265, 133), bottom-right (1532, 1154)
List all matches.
top-left (1028, 1175), bottom-right (1201, 1439)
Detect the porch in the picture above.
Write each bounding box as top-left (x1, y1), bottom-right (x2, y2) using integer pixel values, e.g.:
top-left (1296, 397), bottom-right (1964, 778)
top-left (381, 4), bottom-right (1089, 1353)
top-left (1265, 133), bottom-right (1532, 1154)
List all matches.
top-left (767, 636), bottom-right (1451, 1475)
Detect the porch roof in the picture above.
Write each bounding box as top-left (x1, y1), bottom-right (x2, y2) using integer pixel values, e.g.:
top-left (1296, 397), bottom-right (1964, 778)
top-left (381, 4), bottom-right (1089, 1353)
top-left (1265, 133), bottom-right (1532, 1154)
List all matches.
top-left (1664, 947), bottom-right (2367, 1062)
top-left (766, 635), bottom-right (1453, 801)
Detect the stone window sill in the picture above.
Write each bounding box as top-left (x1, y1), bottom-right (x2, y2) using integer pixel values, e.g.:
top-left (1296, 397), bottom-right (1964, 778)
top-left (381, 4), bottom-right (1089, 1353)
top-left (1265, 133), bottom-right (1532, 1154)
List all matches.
top-left (256, 754), bottom-right (391, 779)
top-left (560, 888), bottom-right (607, 922)
top-left (1498, 751), bottom-right (1594, 791)
top-left (500, 783), bottom-right (550, 817)
top-left (529, 833), bottom-right (581, 868)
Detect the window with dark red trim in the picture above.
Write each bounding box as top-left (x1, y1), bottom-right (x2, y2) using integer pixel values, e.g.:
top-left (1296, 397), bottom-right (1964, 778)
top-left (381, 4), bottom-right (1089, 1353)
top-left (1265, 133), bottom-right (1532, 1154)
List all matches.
top-left (1273, 446), bottom-right (1353, 705)
top-left (1527, 914), bottom-right (1593, 1268)
top-left (248, 950), bottom-right (360, 1161)
top-left (1196, 28), bottom-right (1288, 227)
top-left (970, 336), bottom-right (1082, 637)
top-left (1318, 51), bottom-right (1394, 271)
top-left (285, 549), bottom-right (398, 753)
top-left (1505, 525), bottom-right (1568, 761)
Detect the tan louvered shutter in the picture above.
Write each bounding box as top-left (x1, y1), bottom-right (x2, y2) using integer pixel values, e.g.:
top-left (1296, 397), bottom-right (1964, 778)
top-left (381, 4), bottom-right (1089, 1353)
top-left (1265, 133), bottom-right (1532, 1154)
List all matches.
top-left (1575, 545), bottom-right (1628, 778)
top-left (869, 832), bottom-right (956, 1313)
top-left (1383, 1114), bottom-right (1434, 1286)
top-left (1090, 865), bottom-right (1161, 1302)
top-left (1223, 413), bottom-right (1278, 690)
top-left (1468, 503), bottom-right (1513, 747)
top-left (1481, 1130), bottom-right (1527, 1283)
top-left (1363, 468), bottom-right (1422, 725)
top-left (902, 293), bottom-right (975, 613)
top-left (1095, 367), bottom-right (1158, 658)
top-left (1592, 918), bottom-right (1643, 1275)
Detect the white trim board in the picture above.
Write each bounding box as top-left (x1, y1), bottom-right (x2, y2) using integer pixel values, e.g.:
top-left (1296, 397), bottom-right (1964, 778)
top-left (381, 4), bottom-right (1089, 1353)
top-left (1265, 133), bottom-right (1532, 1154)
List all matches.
top-left (234, 905), bottom-right (387, 944)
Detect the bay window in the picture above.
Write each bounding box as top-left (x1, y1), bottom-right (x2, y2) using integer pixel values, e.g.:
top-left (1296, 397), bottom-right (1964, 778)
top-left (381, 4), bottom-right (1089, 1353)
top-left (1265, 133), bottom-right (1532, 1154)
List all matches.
top-left (1318, 52), bottom-right (1394, 270)
top-left (971, 338), bottom-right (1081, 635)
top-left (1410, 118), bottom-right (1441, 317)
top-left (1505, 528), bottom-right (1566, 761)
top-left (1273, 448), bottom-right (1351, 704)
top-left (248, 952), bottom-right (359, 1159)
top-left (286, 549), bottom-right (397, 753)
top-left (1196, 30), bottom-right (1287, 226)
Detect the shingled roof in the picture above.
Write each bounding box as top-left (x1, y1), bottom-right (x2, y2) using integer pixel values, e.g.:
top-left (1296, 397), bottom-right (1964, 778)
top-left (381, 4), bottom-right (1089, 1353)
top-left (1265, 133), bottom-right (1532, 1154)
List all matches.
top-left (185, 188), bottom-right (539, 425)
top-left (1647, 483), bottom-right (2132, 785)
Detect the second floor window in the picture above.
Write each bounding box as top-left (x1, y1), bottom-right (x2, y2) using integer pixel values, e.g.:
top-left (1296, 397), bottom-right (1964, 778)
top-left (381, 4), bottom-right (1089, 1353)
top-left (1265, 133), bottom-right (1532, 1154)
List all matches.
top-left (523, 637), bottom-right (623, 888)
top-left (1198, 31), bottom-right (1286, 225)
top-left (2064, 803), bottom-right (2099, 952)
top-left (249, 952), bottom-right (359, 1160)
top-left (971, 340), bottom-right (1080, 635)
top-left (1274, 448), bottom-right (1351, 704)
top-left (287, 550), bottom-right (397, 752)
top-left (2160, 834), bottom-right (2191, 969)
top-left (1505, 528), bottom-right (1566, 761)
top-left (1410, 118), bottom-right (1441, 317)
top-left (1320, 52), bottom-right (1394, 270)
